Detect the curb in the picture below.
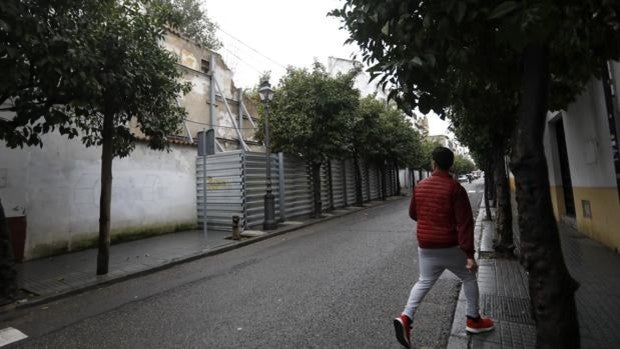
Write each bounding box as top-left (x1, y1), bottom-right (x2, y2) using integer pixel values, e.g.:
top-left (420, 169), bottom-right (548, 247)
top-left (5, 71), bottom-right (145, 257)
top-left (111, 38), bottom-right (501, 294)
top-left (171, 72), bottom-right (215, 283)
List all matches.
top-left (0, 196), bottom-right (408, 319)
top-left (447, 201), bottom-right (490, 349)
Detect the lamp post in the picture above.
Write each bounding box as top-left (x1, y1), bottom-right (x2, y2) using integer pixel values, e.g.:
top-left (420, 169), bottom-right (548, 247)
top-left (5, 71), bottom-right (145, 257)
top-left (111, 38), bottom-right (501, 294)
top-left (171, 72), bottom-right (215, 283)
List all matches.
top-left (259, 80), bottom-right (277, 230)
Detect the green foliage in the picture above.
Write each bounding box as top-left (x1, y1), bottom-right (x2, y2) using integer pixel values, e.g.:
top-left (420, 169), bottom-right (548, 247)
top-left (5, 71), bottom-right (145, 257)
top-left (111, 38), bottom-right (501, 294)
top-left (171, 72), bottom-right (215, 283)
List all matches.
top-left (150, 0), bottom-right (222, 50)
top-left (0, 0), bottom-right (191, 157)
top-left (447, 68), bottom-right (517, 171)
top-left (350, 96), bottom-right (385, 160)
top-left (453, 154), bottom-right (476, 175)
top-left (374, 103), bottom-right (424, 169)
top-left (261, 62), bottom-right (360, 164)
top-left (331, 0), bottom-right (620, 115)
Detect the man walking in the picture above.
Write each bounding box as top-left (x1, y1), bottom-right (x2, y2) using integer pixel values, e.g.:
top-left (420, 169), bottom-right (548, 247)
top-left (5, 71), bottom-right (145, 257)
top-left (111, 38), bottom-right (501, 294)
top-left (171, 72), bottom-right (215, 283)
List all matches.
top-left (393, 147), bottom-right (494, 348)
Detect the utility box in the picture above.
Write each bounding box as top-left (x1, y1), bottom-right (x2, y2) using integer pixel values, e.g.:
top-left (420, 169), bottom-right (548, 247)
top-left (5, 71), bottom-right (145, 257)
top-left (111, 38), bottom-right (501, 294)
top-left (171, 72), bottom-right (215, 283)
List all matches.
top-left (197, 129), bottom-right (215, 156)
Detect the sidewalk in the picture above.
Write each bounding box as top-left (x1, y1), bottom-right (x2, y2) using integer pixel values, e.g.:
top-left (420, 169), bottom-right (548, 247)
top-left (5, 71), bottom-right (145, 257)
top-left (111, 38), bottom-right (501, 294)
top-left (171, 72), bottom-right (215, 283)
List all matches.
top-left (0, 197), bottom-right (403, 315)
top-left (448, 199), bottom-right (620, 348)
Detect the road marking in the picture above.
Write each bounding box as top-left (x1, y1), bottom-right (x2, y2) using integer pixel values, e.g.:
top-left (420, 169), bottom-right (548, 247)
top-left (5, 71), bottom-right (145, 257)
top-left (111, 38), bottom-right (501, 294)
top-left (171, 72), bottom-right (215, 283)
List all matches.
top-left (0, 327), bottom-right (28, 347)
top-left (468, 190), bottom-right (476, 193)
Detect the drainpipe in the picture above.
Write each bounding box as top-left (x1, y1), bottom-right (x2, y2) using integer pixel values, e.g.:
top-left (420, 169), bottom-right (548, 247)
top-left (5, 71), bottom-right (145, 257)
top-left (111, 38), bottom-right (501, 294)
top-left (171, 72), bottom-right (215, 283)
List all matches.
top-left (209, 54), bottom-right (216, 130)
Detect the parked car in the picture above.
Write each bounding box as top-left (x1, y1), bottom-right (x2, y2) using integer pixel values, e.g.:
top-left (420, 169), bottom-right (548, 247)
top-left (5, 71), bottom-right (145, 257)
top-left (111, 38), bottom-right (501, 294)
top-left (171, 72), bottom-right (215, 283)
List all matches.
top-left (458, 175), bottom-right (468, 182)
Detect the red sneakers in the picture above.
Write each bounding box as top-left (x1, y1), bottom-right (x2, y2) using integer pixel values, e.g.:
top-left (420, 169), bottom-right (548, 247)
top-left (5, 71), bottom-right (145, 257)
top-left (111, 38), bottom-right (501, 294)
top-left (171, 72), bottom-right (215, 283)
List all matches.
top-left (466, 316), bottom-right (495, 333)
top-left (393, 314), bottom-right (412, 348)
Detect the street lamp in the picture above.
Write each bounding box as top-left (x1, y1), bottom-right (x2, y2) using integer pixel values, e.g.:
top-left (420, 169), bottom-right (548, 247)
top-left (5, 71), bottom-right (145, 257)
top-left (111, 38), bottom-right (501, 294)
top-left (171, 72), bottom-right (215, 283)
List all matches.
top-left (259, 80), bottom-right (277, 230)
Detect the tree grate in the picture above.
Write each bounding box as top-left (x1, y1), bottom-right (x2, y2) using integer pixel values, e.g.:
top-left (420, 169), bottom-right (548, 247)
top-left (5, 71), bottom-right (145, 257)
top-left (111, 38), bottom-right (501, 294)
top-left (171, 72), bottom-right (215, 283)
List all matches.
top-left (480, 294), bottom-right (534, 324)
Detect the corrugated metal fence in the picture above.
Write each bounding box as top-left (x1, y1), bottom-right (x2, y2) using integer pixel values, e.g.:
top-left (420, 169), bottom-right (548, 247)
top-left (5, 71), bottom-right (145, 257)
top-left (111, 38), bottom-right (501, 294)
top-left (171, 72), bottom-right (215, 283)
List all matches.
top-left (197, 152), bottom-right (419, 232)
top-left (196, 151), bottom-right (244, 231)
top-left (243, 151), bottom-right (280, 229)
top-left (281, 153), bottom-right (313, 220)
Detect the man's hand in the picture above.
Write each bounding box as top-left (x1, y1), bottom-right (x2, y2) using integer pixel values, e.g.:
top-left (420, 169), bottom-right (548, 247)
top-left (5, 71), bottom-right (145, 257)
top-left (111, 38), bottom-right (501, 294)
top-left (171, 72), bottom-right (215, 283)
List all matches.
top-left (466, 258), bottom-right (478, 273)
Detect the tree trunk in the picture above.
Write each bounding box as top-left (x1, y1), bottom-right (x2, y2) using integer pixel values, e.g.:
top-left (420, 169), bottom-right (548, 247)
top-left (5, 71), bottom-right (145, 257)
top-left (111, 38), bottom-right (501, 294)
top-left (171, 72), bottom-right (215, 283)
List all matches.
top-left (487, 163), bottom-right (496, 205)
top-left (510, 43), bottom-right (579, 348)
top-left (353, 156), bottom-right (363, 206)
top-left (483, 168), bottom-right (493, 221)
top-left (97, 111), bottom-right (115, 275)
top-left (327, 161), bottom-right (334, 211)
top-left (311, 162), bottom-right (323, 218)
top-left (379, 163), bottom-right (387, 200)
top-left (0, 197), bottom-right (17, 299)
top-left (494, 148), bottom-right (514, 256)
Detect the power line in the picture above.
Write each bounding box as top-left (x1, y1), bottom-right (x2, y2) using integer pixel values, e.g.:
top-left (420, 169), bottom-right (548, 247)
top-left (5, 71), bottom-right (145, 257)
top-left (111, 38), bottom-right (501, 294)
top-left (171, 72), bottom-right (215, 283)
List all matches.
top-left (217, 27), bottom-right (287, 70)
top-left (219, 45), bottom-right (264, 75)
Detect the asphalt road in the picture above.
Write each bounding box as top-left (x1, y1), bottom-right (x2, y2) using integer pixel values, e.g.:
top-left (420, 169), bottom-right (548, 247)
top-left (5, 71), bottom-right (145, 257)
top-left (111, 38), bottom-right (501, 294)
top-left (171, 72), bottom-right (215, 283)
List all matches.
top-left (2, 179), bottom-right (484, 349)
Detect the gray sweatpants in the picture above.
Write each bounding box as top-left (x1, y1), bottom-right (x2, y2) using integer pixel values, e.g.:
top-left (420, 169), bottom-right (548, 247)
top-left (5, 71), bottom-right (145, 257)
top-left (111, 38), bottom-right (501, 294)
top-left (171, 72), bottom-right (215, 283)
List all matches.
top-left (403, 246), bottom-right (480, 319)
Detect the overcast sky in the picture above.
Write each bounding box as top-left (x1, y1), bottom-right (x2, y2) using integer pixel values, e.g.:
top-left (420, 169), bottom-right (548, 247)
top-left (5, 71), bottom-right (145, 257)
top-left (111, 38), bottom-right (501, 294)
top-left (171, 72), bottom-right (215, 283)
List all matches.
top-left (203, 0), bottom-right (449, 136)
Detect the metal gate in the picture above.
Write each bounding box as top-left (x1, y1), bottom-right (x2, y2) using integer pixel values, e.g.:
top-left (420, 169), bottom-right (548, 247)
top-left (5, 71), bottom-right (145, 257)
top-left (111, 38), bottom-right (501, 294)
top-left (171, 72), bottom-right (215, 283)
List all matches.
top-left (330, 160), bottom-right (346, 208)
top-left (361, 160), bottom-right (370, 202)
top-left (281, 154), bottom-right (313, 219)
top-left (196, 151), bottom-right (244, 231)
top-left (243, 151), bottom-right (280, 229)
top-left (344, 159), bottom-right (357, 205)
top-left (369, 164), bottom-right (380, 200)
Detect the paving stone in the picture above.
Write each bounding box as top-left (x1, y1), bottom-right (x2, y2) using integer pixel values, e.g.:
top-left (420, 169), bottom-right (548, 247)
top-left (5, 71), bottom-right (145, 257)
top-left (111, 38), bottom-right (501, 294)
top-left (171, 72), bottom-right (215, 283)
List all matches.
top-left (447, 335), bottom-right (469, 349)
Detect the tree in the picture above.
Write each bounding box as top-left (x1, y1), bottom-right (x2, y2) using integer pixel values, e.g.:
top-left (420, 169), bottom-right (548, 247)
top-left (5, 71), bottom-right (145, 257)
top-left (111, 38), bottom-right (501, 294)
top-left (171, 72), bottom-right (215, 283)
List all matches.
top-left (150, 0), bottom-right (222, 50)
top-left (452, 154), bottom-right (475, 175)
top-left (0, 0), bottom-right (107, 295)
top-left (261, 63), bottom-right (359, 217)
top-left (376, 104), bottom-right (424, 198)
top-left (350, 96), bottom-right (385, 205)
top-left (1, 0), bottom-right (190, 275)
top-left (447, 71), bottom-right (517, 254)
top-left (332, 1), bottom-right (620, 346)
top-left (350, 96), bottom-right (424, 200)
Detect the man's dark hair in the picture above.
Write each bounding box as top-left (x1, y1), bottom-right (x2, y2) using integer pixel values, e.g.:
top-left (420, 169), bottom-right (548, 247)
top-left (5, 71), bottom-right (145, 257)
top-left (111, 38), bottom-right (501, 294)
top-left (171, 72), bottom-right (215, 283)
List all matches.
top-left (432, 146), bottom-right (454, 170)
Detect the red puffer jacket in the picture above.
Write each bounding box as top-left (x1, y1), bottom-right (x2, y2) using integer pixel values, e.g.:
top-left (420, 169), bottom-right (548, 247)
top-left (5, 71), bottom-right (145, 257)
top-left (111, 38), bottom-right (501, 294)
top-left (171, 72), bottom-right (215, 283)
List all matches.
top-left (409, 170), bottom-right (475, 258)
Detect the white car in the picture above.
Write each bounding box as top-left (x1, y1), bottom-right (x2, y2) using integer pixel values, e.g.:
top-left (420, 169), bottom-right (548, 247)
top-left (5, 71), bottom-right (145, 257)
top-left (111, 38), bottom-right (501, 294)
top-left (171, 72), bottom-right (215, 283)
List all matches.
top-left (458, 175), bottom-right (468, 182)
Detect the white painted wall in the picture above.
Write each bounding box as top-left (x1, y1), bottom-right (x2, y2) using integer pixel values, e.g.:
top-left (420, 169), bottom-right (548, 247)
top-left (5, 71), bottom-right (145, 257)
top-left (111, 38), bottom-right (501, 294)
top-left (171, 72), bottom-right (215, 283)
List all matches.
top-left (0, 132), bottom-right (197, 259)
top-left (544, 76), bottom-right (617, 188)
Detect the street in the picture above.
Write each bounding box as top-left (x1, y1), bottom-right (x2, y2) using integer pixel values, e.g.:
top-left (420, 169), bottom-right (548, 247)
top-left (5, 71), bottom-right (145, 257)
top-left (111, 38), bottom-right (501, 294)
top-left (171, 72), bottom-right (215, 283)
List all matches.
top-left (2, 180), bottom-right (484, 349)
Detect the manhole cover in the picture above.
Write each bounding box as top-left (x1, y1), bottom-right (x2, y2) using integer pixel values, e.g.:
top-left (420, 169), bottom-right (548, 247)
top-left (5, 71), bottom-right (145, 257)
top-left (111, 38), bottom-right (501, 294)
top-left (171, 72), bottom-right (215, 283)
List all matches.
top-left (480, 294), bottom-right (534, 324)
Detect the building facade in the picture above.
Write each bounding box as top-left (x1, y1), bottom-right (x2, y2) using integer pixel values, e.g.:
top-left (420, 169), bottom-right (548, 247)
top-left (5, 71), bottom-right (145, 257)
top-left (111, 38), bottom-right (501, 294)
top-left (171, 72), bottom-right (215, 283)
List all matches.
top-left (161, 31), bottom-right (260, 151)
top-left (541, 62), bottom-right (620, 252)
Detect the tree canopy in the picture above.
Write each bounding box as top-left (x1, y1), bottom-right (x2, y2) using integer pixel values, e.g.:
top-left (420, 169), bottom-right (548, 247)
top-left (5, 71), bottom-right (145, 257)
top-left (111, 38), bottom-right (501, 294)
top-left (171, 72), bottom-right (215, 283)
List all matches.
top-left (263, 62), bottom-right (360, 164)
top-left (453, 154), bottom-right (476, 175)
top-left (1, 0), bottom-right (190, 153)
top-left (150, 0), bottom-right (222, 50)
top-left (351, 96), bottom-right (423, 168)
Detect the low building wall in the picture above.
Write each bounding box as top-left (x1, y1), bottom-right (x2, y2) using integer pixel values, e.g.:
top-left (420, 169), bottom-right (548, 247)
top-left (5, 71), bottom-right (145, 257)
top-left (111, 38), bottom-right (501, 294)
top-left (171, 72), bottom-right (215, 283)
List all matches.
top-left (0, 132), bottom-right (197, 260)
